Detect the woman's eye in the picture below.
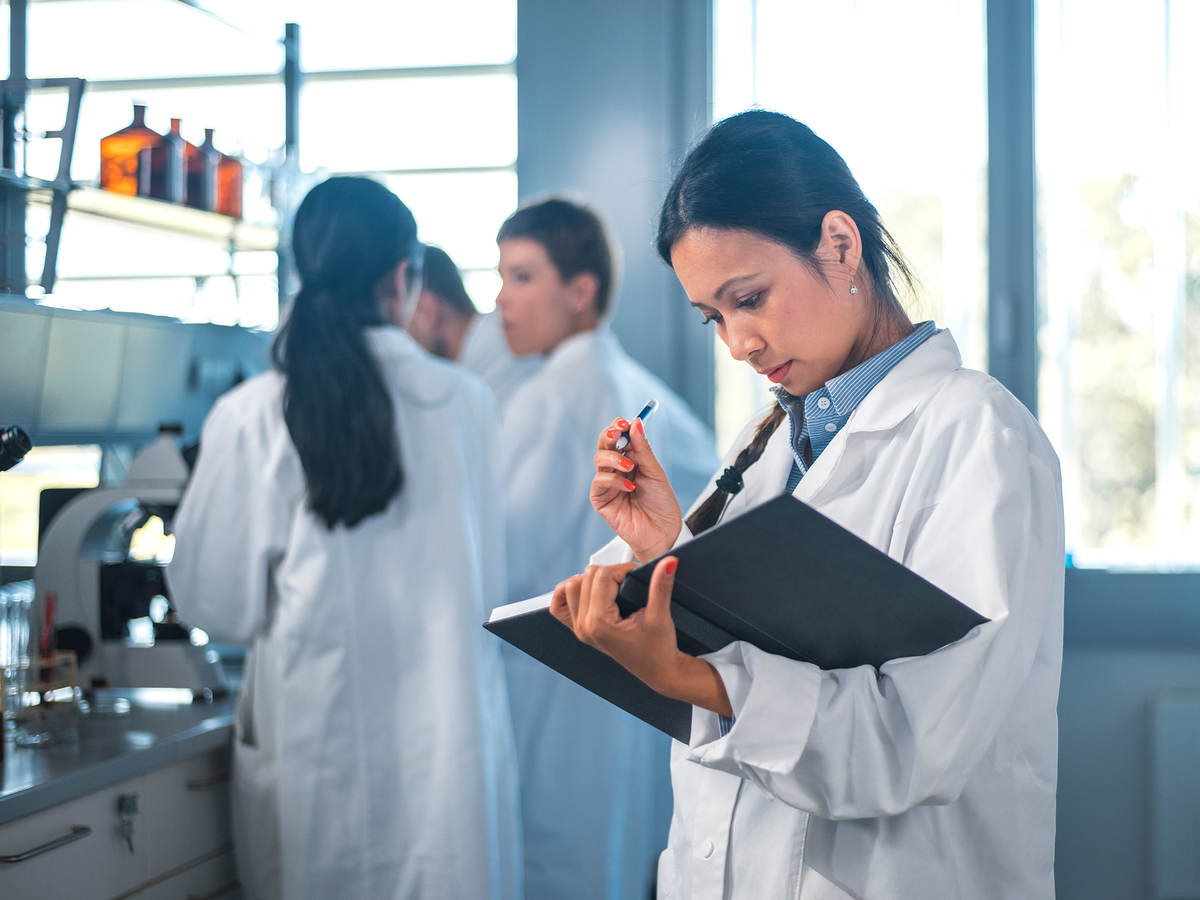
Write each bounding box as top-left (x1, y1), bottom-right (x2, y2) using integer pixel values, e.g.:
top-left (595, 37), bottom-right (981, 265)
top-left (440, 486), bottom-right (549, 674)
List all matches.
top-left (735, 292), bottom-right (762, 309)
top-left (701, 312), bottom-right (722, 326)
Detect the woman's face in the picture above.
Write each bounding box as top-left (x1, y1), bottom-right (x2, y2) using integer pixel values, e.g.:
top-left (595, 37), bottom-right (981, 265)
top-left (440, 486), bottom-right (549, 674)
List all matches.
top-left (670, 225), bottom-right (871, 397)
top-left (496, 238), bottom-right (583, 357)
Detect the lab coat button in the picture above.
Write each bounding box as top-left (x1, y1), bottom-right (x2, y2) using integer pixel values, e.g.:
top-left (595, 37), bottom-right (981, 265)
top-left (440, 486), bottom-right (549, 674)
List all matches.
top-left (824, 422), bottom-right (838, 432)
top-left (700, 839), bottom-right (715, 859)
top-left (817, 397), bottom-right (831, 410)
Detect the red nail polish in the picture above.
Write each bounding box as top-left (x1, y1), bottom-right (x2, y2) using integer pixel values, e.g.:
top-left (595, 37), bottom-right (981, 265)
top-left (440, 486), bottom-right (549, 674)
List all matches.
top-left (616, 418), bottom-right (630, 430)
top-left (606, 429), bottom-right (618, 439)
top-left (635, 419), bottom-right (644, 435)
top-left (619, 458), bottom-right (634, 471)
top-left (663, 557), bottom-right (678, 575)
top-left (623, 479), bottom-right (636, 491)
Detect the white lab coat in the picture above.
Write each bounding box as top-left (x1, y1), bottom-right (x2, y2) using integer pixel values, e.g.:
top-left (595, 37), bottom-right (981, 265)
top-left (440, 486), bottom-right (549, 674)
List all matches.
top-left (461, 312), bottom-right (542, 411)
top-left (591, 329), bottom-right (1065, 899)
top-left (167, 327), bottom-right (523, 900)
top-left (501, 328), bottom-right (718, 900)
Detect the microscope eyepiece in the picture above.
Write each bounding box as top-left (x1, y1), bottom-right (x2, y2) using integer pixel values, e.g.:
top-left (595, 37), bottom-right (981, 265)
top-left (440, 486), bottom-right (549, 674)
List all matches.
top-left (0, 425), bottom-right (32, 472)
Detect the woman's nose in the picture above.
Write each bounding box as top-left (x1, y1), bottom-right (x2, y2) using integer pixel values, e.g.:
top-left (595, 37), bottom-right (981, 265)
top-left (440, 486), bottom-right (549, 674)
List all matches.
top-left (724, 320), bottom-right (763, 363)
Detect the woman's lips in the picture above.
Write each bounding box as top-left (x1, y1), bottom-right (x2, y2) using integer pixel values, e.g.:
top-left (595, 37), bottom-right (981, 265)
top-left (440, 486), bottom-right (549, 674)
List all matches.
top-left (765, 361), bottom-right (792, 383)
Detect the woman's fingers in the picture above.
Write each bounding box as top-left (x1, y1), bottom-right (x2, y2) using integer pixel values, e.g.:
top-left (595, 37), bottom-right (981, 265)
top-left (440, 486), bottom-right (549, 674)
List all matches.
top-left (645, 556), bottom-right (679, 625)
top-left (558, 574), bottom-right (584, 633)
top-left (594, 449), bottom-right (635, 475)
top-left (549, 579), bottom-right (574, 629)
top-left (626, 415), bottom-right (668, 477)
top-left (596, 417), bottom-right (631, 451)
top-left (592, 471), bottom-right (637, 496)
top-left (575, 566), bottom-right (601, 639)
top-left (575, 563), bottom-right (637, 643)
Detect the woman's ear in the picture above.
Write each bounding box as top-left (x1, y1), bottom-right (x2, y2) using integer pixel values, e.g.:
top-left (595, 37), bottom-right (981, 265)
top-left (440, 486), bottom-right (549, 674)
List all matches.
top-left (817, 210), bottom-right (863, 287)
top-left (566, 271), bottom-right (601, 318)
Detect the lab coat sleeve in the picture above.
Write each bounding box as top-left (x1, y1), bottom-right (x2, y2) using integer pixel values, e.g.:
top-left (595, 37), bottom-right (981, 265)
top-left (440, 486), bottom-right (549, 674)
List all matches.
top-left (166, 394), bottom-right (296, 644)
top-left (687, 421), bottom-right (1064, 819)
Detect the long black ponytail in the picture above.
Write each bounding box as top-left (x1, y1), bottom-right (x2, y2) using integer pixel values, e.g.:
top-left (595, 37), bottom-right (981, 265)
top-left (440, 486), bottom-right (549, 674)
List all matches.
top-left (270, 176), bottom-right (420, 529)
top-left (659, 110), bottom-right (916, 536)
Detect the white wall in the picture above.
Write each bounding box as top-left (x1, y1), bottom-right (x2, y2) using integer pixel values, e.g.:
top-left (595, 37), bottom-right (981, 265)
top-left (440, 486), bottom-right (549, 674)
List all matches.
top-left (516, 0), bottom-right (715, 424)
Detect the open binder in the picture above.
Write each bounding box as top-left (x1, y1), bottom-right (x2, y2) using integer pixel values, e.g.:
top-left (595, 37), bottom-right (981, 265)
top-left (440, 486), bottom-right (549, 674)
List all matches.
top-left (485, 495), bottom-right (988, 743)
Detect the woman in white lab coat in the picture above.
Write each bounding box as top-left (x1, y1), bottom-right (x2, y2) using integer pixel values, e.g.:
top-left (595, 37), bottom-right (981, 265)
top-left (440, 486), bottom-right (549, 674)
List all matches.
top-left (167, 177), bottom-right (522, 900)
top-left (494, 198), bottom-right (718, 900)
top-left (551, 111), bottom-right (1064, 899)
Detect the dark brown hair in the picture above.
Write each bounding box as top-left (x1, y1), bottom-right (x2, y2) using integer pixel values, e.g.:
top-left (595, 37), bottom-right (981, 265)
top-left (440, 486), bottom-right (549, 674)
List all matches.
top-left (421, 244), bottom-right (476, 318)
top-left (497, 197), bottom-right (615, 316)
top-left (271, 176), bottom-right (419, 529)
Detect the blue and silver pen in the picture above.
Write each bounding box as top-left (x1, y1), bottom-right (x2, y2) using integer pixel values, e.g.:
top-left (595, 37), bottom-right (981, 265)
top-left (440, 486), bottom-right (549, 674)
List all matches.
top-left (614, 399), bottom-right (658, 451)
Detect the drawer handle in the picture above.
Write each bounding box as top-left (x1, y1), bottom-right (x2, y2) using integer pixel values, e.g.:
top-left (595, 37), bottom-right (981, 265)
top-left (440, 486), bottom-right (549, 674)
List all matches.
top-left (187, 880), bottom-right (240, 900)
top-left (186, 771), bottom-right (231, 790)
top-left (0, 825), bottom-right (92, 864)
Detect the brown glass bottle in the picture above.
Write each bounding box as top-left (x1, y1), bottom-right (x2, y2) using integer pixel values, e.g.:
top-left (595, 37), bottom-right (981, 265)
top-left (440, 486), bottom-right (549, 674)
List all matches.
top-left (99, 103), bottom-right (160, 196)
top-left (138, 117), bottom-right (186, 203)
top-left (216, 152), bottom-right (243, 218)
top-left (186, 128), bottom-right (220, 211)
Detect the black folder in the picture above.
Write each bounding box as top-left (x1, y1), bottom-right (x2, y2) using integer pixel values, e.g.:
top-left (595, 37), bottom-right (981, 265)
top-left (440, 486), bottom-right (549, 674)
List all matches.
top-left (485, 495), bottom-right (988, 743)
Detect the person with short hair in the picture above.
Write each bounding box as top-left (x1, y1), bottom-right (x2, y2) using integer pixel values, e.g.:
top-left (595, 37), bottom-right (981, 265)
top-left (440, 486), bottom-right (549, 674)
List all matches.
top-left (495, 196), bottom-right (719, 900)
top-left (407, 244), bottom-right (478, 361)
top-left (407, 242), bottom-right (541, 410)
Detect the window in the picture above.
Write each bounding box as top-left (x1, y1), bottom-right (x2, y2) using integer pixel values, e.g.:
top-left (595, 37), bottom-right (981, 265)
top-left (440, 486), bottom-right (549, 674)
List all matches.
top-left (714, 0), bottom-right (1200, 570)
top-left (0, 445), bottom-right (101, 567)
top-left (9, 0), bottom-right (516, 321)
top-left (711, 0), bottom-right (988, 450)
top-left (1036, 0), bottom-right (1200, 568)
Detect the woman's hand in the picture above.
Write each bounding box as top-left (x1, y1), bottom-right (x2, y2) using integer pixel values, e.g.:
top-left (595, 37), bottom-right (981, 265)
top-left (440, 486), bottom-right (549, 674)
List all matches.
top-left (549, 558), bottom-right (732, 717)
top-left (590, 416), bottom-right (682, 563)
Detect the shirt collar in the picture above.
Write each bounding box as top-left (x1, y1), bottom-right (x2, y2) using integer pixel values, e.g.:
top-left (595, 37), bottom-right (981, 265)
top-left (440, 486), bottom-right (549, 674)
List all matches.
top-left (773, 320), bottom-right (940, 423)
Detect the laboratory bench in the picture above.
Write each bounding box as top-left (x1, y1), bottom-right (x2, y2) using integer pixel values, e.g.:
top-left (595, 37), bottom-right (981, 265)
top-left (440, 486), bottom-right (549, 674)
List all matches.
top-left (0, 692), bottom-right (240, 898)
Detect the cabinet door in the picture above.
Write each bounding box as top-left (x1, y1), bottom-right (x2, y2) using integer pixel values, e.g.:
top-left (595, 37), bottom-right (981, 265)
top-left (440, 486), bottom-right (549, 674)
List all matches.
top-left (137, 747), bottom-right (233, 878)
top-left (122, 846), bottom-right (239, 900)
top-left (0, 776), bottom-right (149, 899)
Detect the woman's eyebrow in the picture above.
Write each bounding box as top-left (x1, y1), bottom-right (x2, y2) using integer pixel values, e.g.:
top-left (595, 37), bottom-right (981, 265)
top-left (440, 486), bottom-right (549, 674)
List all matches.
top-left (714, 273), bottom-right (761, 301)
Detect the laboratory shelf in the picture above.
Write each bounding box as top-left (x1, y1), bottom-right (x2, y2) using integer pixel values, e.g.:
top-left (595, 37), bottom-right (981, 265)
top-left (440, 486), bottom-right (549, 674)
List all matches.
top-left (58, 186), bottom-right (278, 252)
top-left (0, 172), bottom-right (279, 258)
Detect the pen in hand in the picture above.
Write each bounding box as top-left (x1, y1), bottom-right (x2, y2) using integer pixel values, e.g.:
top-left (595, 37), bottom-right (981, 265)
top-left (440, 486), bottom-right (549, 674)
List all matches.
top-left (615, 399), bottom-right (658, 451)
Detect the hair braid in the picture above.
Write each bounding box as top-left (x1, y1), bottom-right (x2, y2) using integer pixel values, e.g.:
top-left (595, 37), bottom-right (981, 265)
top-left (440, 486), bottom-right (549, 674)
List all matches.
top-left (685, 405), bottom-right (786, 536)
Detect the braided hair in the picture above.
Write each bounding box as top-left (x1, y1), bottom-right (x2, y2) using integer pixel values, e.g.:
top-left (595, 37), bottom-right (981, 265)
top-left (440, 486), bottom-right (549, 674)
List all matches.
top-left (685, 406), bottom-right (786, 535)
top-left (660, 111), bottom-right (915, 536)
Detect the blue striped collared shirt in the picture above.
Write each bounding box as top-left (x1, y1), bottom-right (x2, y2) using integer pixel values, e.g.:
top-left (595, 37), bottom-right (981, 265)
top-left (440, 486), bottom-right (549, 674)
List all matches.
top-left (714, 320), bottom-right (939, 738)
top-left (780, 321), bottom-right (940, 494)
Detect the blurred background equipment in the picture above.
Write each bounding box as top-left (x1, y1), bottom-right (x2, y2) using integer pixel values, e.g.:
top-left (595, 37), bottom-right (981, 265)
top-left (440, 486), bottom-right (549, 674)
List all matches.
top-left (30, 425), bottom-right (226, 699)
top-left (0, 425), bottom-right (32, 472)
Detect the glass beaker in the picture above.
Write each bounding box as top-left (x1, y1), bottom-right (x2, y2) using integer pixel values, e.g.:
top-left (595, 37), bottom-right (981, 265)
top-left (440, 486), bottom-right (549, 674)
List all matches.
top-left (1, 581), bottom-right (34, 738)
top-left (10, 651), bottom-right (80, 747)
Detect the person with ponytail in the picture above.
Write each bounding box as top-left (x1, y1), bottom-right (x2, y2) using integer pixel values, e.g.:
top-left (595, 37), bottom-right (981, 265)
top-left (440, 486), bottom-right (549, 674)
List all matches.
top-left (549, 111), bottom-right (1064, 899)
top-left (168, 177), bottom-right (522, 900)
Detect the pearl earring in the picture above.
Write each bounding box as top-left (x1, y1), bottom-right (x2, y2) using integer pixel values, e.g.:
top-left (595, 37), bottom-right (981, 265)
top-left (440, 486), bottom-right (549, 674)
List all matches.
top-left (849, 283), bottom-right (858, 295)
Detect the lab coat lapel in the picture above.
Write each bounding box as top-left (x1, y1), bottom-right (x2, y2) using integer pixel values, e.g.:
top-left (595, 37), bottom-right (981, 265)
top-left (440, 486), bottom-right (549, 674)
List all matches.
top-left (794, 330), bottom-right (965, 504)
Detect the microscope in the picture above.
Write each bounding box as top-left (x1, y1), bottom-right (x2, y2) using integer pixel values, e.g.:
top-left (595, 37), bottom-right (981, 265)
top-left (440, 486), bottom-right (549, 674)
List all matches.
top-left (31, 426), bottom-right (228, 700)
